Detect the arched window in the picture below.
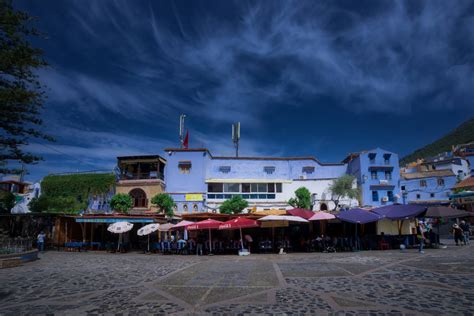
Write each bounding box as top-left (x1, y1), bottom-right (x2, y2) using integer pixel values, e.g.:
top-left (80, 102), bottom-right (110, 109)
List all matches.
top-left (129, 188), bottom-right (147, 208)
top-left (320, 203), bottom-right (328, 211)
top-left (183, 204), bottom-right (188, 213)
top-left (173, 205), bottom-right (178, 213)
top-left (193, 204), bottom-right (198, 212)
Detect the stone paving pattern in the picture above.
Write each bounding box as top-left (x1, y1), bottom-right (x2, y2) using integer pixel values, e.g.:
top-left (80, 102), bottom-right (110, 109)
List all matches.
top-left (0, 243), bottom-right (473, 315)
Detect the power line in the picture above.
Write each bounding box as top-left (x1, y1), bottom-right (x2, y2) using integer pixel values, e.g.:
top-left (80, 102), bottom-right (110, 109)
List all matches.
top-left (35, 143), bottom-right (101, 169)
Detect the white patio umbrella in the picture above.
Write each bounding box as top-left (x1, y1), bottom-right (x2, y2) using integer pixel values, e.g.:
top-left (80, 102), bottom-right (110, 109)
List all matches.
top-left (137, 223), bottom-right (160, 252)
top-left (107, 222), bottom-right (134, 251)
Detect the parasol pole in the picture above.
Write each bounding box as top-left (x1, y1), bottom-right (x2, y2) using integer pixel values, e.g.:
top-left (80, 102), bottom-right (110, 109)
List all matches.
top-left (148, 234), bottom-right (150, 253)
top-left (240, 227), bottom-right (244, 250)
top-left (209, 228), bottom-right (213, 254)
top-left (117, 233), bottom-right (121, 252)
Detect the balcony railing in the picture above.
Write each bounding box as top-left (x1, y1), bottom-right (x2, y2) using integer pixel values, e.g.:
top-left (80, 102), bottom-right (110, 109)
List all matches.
top-left (119, 172), bottom-right (164, 181)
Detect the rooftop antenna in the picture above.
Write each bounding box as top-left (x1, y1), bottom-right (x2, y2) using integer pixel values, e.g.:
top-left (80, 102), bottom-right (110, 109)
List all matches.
top-left (179, 114), bottom-right (186, 148)
top-left (232, 122), bottom-right (240, 157)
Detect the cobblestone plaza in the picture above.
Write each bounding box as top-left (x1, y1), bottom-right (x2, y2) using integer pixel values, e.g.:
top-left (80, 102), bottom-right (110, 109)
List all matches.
top-left (1, 244), bottom-right (473, 315)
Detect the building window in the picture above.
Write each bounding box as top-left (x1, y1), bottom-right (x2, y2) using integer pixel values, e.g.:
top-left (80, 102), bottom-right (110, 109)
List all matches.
top-left (302, 166), bottom-right (315, 174)
top-left (242, 183), bottom-right (251, 193)
top-left (267, 183), bottom-right (275, 193)
top-left (420, 180), bottom-right (427, 187)
top-left (263, 166), bottom-right (276, 174)
top-left (193, 204), bottom-right (198, 212)
top-left (178, 161), bottom-right (191, 174)
top-left (369, 153), bottom-right (376, 164)
top-left (224, 183), bottom-right (240, 192)
top-left (387, 191), bottom-right (394, 202)
top-left (371, 171), bottom-right (378, 180)
top-left (385, 171), bottom-right (392, 180)
top-left (129, 188), bottom-right (147, 208)
top-left (437, 178), bottom-right (445, 186)
top-left (416, 194), bottom-right (421, 199)
top-left (372, 191), bottom-right (379, 202)
top-left (183, 204), bottom-right (188, 213)
top-left (430, 193), bottom-right (435, 198)
top-left (276, 183), bottom-right (282, 193)
top-left (208, 183), bottom-right (223, 192)
top-left (401, 186), bottom-right (406, 191)
top-left (383, 154), bottom-right (391, 165)
top-left (218, 166), bottom-right (231, 173)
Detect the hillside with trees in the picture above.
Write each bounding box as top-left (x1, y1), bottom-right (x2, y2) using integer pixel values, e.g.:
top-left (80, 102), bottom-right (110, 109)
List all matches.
top-left (400, 118), bottom-right (474, 166)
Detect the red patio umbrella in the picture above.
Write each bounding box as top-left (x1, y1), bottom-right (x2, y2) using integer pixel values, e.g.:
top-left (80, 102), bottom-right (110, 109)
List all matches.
top-left (219, 218), bottom-right (259, 252)
top-left (287, 208), bottom-right (315, 220)
top-left (186, 219), bottom-right (223, 253)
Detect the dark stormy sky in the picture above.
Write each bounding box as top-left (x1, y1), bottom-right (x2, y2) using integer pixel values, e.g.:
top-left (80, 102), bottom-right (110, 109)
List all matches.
top-left (12, 0), bottom-right (474, 182)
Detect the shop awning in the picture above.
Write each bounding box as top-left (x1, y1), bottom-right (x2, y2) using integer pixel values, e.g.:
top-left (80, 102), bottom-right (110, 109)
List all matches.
top-left (336, 208), bottom-right (383, 224)
top-left (75, 217), bottom-right (155, 223)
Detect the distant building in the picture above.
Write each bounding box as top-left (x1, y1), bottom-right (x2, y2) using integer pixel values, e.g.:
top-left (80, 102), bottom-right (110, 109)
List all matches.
top-left (344, 148), bottom-right (401, 207)
top-left (453, 142), bottom-right (474, 175)
top-left (400, 154), bottom-right (470, 204)
top-left (164, 148), bottom-right (358, 214)
top-left (115, 155), bottom-right (166, 213)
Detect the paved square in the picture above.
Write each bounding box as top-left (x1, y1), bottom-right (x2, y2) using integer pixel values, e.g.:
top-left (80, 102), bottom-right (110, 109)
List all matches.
top-left (1, 244), bottom-right (473, 315)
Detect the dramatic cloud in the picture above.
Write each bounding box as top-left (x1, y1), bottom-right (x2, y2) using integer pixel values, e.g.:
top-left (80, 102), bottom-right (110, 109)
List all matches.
top-left (13, 0), bottom-right (474, 180)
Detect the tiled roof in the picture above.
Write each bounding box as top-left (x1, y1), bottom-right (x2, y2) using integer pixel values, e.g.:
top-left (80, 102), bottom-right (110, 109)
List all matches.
top-left (454, 177), bottom-right (474, 189)
top-left (401, 169), bottom-right (455, 180)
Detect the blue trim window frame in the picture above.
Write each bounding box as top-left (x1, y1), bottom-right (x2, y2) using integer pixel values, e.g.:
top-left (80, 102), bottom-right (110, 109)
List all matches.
top-left (219, 166), bottom-right (231, 174)
top-left (420, 180), bottom-right (427, 187)
top-left (372, 191), bottom-right (379, 202)
top-left (387, 191), bottom-right (394, 202)
top-left (263, 166), bottom-right (276, 174)
top-left (437, 178), bottom-right (445, 186)
top-left (371, 170), bottom-right (378, 180)
top-left (383, 153), bottom-right (391, 165)
top-left (369, 153), bottom-right (376, 164)
top-left (385, 171), bottom-right (392, 180)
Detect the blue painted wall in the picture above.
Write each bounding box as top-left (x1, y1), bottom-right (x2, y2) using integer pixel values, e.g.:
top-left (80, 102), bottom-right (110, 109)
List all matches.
top-left (347, 148), bottom-right (401, 207)
top-left (401, 175), bottom-right (457, 203)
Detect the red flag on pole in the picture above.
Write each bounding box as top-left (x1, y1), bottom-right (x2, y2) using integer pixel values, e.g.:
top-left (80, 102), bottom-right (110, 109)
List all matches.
top-left (183, 129), bottom-right (189, 149)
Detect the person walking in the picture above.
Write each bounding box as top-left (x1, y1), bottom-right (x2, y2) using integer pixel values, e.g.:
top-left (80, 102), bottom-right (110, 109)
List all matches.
top-left (37, 231), bottom-right (46, 252)
top-left (460, 220), bottom-right (470, 245)
top-left (417, 221), bottom-right (426, 254)
top-left (452, 224), bottom-right (464, 246)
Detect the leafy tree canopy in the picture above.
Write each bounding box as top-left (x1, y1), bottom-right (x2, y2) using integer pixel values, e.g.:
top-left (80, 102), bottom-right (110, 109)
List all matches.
top-left (288, 187), bottom-right (311, 209)
top-left (151, 193), bottom-right (175, 217)
top-left (0, 0), bottom-right (53, 174)
top-left (0, 190), bottom-right (15, 213)
top-left (220, 195), bottom-right (249, 214)
top-left (110, 193), bottom-right (133, 214)
top-left (328, 175), bottom-right (359, 210)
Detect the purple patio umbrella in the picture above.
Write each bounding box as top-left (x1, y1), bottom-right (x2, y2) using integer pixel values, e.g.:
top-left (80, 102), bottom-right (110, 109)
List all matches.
top-left (372, 204), bottom-right (426, 220)
top-left (336, 208), bottom-right (383, 224)
top-left (337, 209), bottom-right (383, 251)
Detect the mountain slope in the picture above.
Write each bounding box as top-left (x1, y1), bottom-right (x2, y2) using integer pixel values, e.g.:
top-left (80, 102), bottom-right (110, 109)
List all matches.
top-left (400, 117), bottom-right (474, 166)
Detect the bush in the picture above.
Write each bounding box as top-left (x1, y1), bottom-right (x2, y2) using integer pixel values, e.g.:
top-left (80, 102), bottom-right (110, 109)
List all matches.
top-left (220, 195), bottom-right (249, 214)
top-left (151, 193), bottom-right (175, 217)
top-left (110, 193), bottom-right (133, 213)
top-left (0, 191), bottom-right (15, 213)
top-left (288, 187), bottom-right (311, 209)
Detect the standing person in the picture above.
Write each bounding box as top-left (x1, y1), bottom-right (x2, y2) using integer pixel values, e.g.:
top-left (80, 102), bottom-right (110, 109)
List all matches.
top-left (244, 234), bottom-right (253, 253)
top-left (452, 224), bottom-right (464, 246)
top-left (37, 231), bottom-right (46, 252)
top-left (196, 234), bottom-right (203, 256)
top-left (417, 221), bottom-right (426, 254)
top-left (460, 221), bottom-right (470, 245)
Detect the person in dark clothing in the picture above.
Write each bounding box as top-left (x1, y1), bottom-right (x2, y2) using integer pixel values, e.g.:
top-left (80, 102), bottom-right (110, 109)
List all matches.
top-left (452, 224), bottom-right (464, 246)
top-left (459, 221), bottom-right (470, 245)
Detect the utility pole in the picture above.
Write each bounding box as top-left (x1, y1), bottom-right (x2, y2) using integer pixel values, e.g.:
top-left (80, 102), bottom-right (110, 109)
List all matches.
top-left (179, 114), bottom-right (186, 148)
top-left (232, 122), bottom-right (240, 157)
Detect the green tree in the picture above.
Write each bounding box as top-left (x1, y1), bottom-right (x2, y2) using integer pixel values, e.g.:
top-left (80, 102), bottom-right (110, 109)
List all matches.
top-left (288, 187), bottom-right (312, 209)
top-left (28, 195), bottom-right (48, 213)
top-left (220, 195), bottom-right (249, 214)
top-left (328, 175), bottom-right (359, 211)
top-left (0, 1), bottom-right (53, 174)
top-left (110, 193), bottom-right (133, 214)
top-left (0, 190), bottom-right (15, 213)
top-left (151, 193), bottom-right (175, 217)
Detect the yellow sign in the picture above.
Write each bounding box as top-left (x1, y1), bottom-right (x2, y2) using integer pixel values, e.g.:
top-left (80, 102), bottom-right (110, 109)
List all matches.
top-left (185, 194), bottom-right (203, 201)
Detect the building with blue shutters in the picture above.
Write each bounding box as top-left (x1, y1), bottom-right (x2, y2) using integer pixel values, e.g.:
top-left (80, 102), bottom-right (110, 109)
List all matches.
top-left (344, 148), bottom-right (401, 207)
